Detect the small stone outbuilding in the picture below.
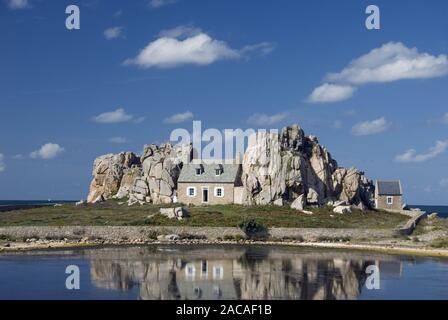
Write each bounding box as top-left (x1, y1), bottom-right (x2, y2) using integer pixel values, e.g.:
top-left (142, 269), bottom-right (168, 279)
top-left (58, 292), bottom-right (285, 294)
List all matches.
top-left (375, 180), bottom-right (403, 210)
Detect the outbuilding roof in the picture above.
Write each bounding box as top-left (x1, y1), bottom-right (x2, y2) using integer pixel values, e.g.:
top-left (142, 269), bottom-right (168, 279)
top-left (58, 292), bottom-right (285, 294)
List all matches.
top-left (178, 163), bottom-right (241, 184)
top-left (376, 181), bottom-right (402, 196)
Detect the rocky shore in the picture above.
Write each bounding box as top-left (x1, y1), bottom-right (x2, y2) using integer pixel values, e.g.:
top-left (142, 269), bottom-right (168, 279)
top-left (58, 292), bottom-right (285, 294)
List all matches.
top-left (1, 225), bottom-right (447, 257)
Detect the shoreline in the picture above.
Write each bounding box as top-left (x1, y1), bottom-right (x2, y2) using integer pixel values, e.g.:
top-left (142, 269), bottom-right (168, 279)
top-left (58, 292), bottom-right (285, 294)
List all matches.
top-left (2, 238), bottom-right (448, 258)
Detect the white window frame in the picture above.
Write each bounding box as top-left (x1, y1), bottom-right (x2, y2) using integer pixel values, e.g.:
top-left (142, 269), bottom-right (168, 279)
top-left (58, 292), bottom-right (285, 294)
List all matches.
top-left (215, 169), bottom-right (222, 176)
top-left (187, 187), bottom-right (196, 197)
top-left (195, 168), bottom-right (202, 176)
top-left (386, 196), bottom-right (394, 205)
top-left (213, 265), bottom-right (224, 280)
top-left (214, 187), bottom-right (224, 198)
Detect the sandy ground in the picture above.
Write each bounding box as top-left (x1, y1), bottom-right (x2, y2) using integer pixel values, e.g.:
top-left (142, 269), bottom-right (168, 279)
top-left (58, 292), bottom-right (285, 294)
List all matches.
top-left (1, 238), bottom-right (448, 257)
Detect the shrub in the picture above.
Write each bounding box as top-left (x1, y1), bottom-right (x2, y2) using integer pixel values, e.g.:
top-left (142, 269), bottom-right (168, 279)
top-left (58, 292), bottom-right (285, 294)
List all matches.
top-left (238, 218), bottom-right (266, 235)
top-left (147, 230), bottom-right (159, 240)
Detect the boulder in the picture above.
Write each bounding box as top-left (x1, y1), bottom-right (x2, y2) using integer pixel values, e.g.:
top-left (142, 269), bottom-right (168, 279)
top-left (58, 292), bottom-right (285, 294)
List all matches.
top-left (75, 200), bottom-right (86, 206)
top-left (87, 152), bottom-right (140, 203)
top-left (333, 205), bottom-right (352, 214)
top-left (428, 213), bottom-right (438, 220)
top-left (290, 195), bottom-right (306, 210)
top-left (159, 207), bottom-right (189, 220)
top-left (157, 234), bottom-right (180, 241)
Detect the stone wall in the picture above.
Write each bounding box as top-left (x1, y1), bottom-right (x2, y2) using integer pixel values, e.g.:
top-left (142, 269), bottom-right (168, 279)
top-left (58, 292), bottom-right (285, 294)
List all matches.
top-left (376, 195), bottom-right (403, 211)
top-left (177, 182), bottom-right (235, 206)
top-left (0, 226), bottom-right (397, 242)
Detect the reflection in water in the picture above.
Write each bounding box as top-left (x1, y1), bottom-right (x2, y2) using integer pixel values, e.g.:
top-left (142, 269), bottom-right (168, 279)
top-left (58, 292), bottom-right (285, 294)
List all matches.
top-left (86, 246), bottom-right (404, 300)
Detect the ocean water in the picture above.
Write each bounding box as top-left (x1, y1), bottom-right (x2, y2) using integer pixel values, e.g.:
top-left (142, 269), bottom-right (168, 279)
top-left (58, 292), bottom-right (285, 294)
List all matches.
top-left (408, 205), bottom-right (448, 218)
top-left (0, 200), bottom-right (75, 206)
top-left (1, 245), bottom-right (448, 300)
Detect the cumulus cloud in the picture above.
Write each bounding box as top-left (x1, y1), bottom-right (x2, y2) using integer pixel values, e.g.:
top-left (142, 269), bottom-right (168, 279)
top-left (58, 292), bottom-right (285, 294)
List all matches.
top-left (109, 137), bottom-right (127, 144)
top-left (327, 42), bottom-right (448, 85)
top-left (124, 26), bottom-right (273, 68)
top-left (104, 27), bottom-right (125, 40)
top-left (351, 117), bottom-right (391, 136)
top-left (395, 140), bottom-right (448, 163)
top-left (148, 0), bottom-right (177, 9)
top-left (308, 83), bottom-right (355, 103)
top-left (247, 112), bottom-right (287, 126)
top-left (6, 0), bottom-right (29, 9)
top-left (0, 153), bottom-right (5, 172)
top-left (309, 42), bottom-right (448, 103)
top-left (30, 143), bottom-right (65, 160)
top-left (93, 108), bottom-right (138, 124)
top-left (164, 111), bottom-right (194, 124)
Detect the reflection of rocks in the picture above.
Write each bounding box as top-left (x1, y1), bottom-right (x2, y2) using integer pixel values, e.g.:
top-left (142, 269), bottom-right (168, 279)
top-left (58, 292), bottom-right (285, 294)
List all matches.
top-left (87, 246), bottom-right (402, 300)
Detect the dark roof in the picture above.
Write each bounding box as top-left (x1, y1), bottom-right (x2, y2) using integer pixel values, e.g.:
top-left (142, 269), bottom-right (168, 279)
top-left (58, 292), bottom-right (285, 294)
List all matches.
top-left (376, 181), bottom-right (402, 196)
top-left (178, 163), bottom-right (240, 184)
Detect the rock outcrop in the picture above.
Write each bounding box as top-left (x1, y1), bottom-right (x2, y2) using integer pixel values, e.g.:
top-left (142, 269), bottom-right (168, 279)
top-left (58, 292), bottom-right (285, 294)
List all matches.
top-left (87, 143), bottom-right (192, 205)
top-left (239, 124), bottom-right (374, 209)
top-left (86, 123), bottom-right (374, 209)
top-left (87, 152), bottom-right (140, 203)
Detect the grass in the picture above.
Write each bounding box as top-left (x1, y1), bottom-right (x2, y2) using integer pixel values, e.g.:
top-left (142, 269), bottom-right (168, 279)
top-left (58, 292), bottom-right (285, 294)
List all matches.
top-left (0, 200), bottom-right (408, 229)
top-left (430, 237), bottom-right (448, 248)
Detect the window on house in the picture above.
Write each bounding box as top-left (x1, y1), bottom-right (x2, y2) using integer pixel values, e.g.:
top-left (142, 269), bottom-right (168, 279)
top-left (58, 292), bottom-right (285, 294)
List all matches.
top-left (215, 169), bottom-right (222, 176)
top-left (387, 196), bottom-right (394, 205)
top-left (215, 187), bottom-right (224, 197)
top-left (185, 264), bottom-right (196, 281)
top-left (187, 187), bottom-right (196, 197)
top-left (195, 168), bottom-right (202, 175)
top-left (213, 266), bottom-right (224, 280)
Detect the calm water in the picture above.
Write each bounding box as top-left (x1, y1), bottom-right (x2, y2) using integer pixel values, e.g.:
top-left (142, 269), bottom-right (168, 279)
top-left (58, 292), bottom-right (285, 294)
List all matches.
top-left (0, 245), bottom-right (448, 300)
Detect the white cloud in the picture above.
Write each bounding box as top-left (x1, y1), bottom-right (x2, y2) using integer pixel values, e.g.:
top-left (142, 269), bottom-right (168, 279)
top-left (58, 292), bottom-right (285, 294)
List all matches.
top-left (308, 83), bottom-right (355, 103)
top-left (443, 113), bottom-right (448, 124)
top-left (395, 140), bottom-right (448, 163)
top-left (247, 112), bottom-right (287, 126)
top-left (30, 143), bottom-right (65, 160)
top-left (148, 0), bottom-right (177, 9)
top-left (309, 42), bottom-right (448, 103)
top-left (13, 154), bottom-right (24, 159)
top-left (158, 25), bottom-right (201, 38)
top-left (93, 108), bottom-right (134, 124)
top-left (125, 26), bottom-right (273, 69)
top-left (326, 42), bottom-right (448, 85)
top-left (6, 0), bottom-right (29, 9)
top-left (109, 137), bottom-right (127, 144)
top-left (104, 27), bottom-right (125, 40)
top-left (0, 153), bottom-right (5, 172)
top-left (351, 117), bottom-right (391, 136)
top-left (164, 111), bottom-right (194, 124)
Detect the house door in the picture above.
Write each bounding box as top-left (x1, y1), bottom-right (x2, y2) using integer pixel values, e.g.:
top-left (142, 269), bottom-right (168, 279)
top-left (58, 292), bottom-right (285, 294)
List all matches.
top-left (202, 188), bottom-right (209, 203)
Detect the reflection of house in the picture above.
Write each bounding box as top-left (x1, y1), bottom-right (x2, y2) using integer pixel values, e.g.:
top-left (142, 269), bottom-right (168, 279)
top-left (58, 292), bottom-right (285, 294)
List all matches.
top-left (375, 180), bottom-right (403, 210)
top-left (177, 260), bottom-right (237, 300)
top-left (89, 247), bottom-right (405, 300)
top-left (177, 163), bottom-right (242, 205)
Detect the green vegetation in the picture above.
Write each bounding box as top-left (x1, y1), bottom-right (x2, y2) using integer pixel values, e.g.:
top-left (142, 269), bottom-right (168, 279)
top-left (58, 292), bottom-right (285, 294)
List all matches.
top-left (0, 201), bottom-right (408, 229)
top-left (430, 237), bottom-right (448, 248)
top-left (238, 218), bottom-right (267, 235)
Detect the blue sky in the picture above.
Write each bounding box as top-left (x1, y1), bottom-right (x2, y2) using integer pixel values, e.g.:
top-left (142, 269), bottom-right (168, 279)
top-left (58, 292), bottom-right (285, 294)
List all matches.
top-left (1, 0), bottom-right (448, 204)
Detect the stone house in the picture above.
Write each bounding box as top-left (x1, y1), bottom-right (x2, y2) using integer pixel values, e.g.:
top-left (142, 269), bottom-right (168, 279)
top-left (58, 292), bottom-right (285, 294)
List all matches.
top-left (375, 180), bottom-right (403, 210)
top-left (177, 163), bottom-right (242, 206)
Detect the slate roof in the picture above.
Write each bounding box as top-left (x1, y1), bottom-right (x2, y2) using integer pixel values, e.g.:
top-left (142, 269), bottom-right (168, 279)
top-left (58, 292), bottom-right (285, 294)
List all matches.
top-left (376, 181), bottom-right (402, 196)
top-left (178, 163), bottom-right (241, 184)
